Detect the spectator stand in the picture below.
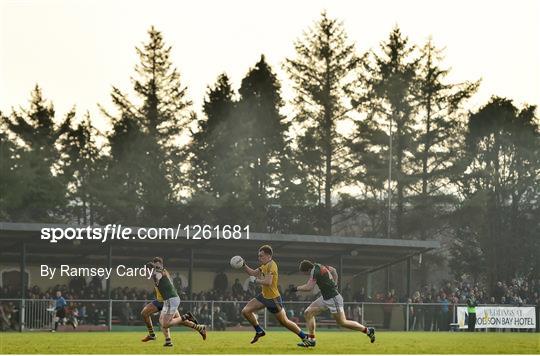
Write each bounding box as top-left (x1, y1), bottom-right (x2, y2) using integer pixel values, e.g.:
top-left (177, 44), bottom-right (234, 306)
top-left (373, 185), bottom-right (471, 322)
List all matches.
top-left (0, 221), bottom-right (439, 331)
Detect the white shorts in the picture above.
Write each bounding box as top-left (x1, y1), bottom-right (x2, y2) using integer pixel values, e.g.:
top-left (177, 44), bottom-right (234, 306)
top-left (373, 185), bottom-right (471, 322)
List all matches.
top-left (311, 294), bottom-right (344, 314)
top-left (161, 296), bottom-right (181, 315)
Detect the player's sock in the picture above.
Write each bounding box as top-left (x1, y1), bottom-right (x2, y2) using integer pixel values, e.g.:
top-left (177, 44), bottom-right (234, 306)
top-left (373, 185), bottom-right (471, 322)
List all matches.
top-left (182, 312), bottom-right (199, 324)
top-left (54, 321), bottom-right (59, 331)
top-left (146, 323), bottom-right (155, 336)
top-left (297, 330), bottom-right (307, 339)
top-left (362, 326), bottom-right (368, 333)
top-left (254, 324), bottom-right (264, 333)
top-left (190, 324), bottom-right (207, 340)
top-left (309, 334), bottom-right (315, 339)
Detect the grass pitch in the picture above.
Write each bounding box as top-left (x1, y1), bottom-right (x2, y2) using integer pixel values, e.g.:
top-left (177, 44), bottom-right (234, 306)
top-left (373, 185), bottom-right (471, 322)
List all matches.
top-left (0, 331), bottom-right (538, 354)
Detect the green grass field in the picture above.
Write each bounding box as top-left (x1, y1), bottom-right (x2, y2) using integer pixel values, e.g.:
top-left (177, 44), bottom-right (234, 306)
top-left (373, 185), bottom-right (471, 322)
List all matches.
top-left (0, 331), bottom-right (538, 354)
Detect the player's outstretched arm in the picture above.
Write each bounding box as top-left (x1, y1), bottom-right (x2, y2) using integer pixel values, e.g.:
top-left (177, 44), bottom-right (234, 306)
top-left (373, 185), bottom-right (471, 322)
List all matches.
top-left (294, 278), bottom-right (317, 292)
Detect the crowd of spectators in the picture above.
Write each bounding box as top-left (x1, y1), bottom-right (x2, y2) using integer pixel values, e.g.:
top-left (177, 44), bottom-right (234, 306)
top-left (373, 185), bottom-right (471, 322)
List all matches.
top-left (1, 274), bottom-right (538, 332)
top-left (355, 278), bottom-right (540, 331)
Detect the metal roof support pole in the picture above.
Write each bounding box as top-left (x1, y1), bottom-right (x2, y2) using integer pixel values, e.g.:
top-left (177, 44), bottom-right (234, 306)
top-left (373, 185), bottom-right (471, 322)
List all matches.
top-left (19, 242), bottom-right (26, 332)
top-left (367, 273), bottom-right (372, 298)
top-left (386, 266), bottom-right (391, 293)
top-left (406, 301), bottom-right (410, 331)
top-left (338, 254), bottom-right (343, 291)
top-left (361, 302), bottom-right (365, 326)
top-left (188, 248), bottom-right (193, 299)
top-left (211, 300), bottom-right (214, 330)
top-left (107, 243), bottom-right (112, 331)
top-left (406, 257), bottom-right (412, 298)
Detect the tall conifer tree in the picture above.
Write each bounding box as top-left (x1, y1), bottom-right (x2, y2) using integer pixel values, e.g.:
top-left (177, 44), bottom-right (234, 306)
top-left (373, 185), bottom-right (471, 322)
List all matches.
top-left (285, 12), bottom-right (360, 234)
top-left (101, 26), bottom-right (192, 224)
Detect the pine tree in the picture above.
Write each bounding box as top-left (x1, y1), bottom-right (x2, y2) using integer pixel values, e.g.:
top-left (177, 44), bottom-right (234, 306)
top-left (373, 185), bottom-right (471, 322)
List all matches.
top-left (237, 55), bottom-right (290, 231)
top-left (351, 27), bottom-right (419, 239)
top-left (188, 58), bottom-right (293, 231)
top-left (411, 39), bottom-right (479, 241)
top-left (59, 112), bottom-right (106, 225)
top-left (284, 12), bottom-right (360, 235)
top-left (190, 74), bottom-right (237, 196)
top-left (187, 73), bottom-right (241, 224)
top-left (452, 97), bottom-right (539, 288)
top-left (101, 26), bottom-right (192, 224)
top-left (2, 86), bottom-right (72, 221)
top-left (449, 230), bottom-right (486, 283)
top-left (102, 112), bottom-right (148, 224)
top-left (0, 113), bottom-right (21, 220)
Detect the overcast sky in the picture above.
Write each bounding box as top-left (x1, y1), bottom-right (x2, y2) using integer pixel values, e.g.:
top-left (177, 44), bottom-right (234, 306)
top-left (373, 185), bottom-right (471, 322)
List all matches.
top-left (1, 0), bottom-right (539, 132)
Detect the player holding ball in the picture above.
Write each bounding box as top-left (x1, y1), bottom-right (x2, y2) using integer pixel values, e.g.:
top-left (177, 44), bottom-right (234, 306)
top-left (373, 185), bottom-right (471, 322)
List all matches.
top-left (230, 246), bottom-right (311, 346)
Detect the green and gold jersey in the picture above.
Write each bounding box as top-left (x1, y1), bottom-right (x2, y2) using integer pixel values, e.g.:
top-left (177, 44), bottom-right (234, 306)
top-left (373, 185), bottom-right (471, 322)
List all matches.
top-left (154, 286), bottom-right (164, 302)
top-left (153, 268), bottom-right (178, 300)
